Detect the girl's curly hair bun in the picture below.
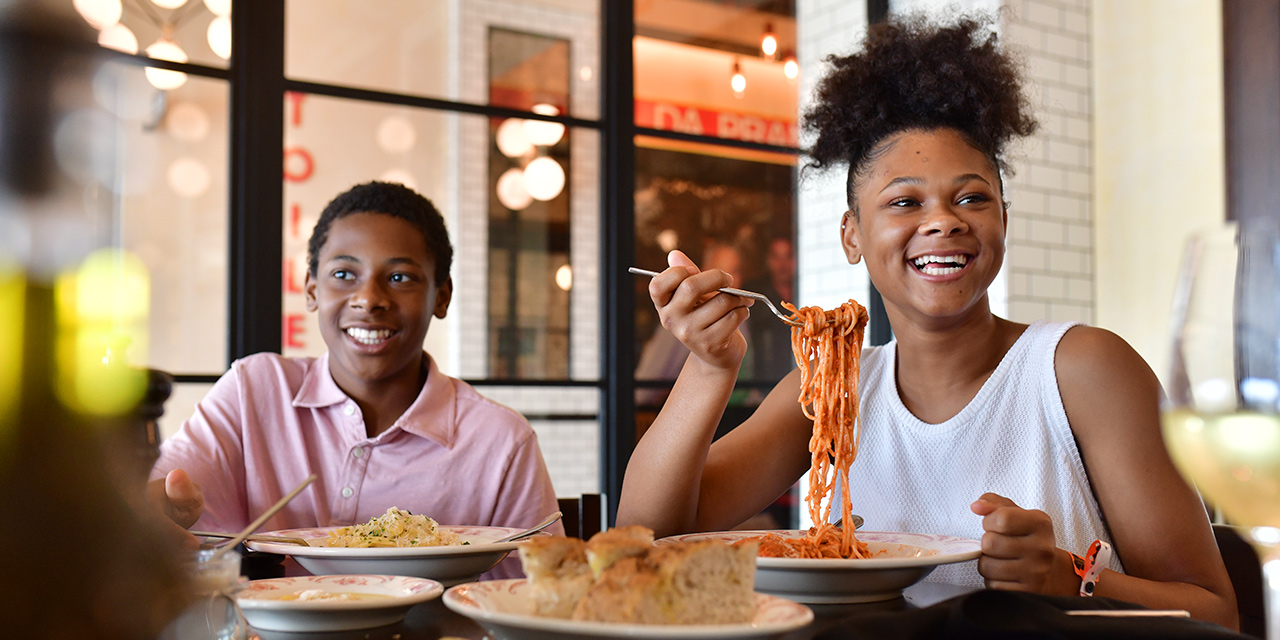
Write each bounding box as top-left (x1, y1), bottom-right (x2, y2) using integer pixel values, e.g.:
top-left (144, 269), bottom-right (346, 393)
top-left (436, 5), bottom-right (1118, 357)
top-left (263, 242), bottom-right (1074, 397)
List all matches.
top-left (804, 15), bottom-right (1038, 199)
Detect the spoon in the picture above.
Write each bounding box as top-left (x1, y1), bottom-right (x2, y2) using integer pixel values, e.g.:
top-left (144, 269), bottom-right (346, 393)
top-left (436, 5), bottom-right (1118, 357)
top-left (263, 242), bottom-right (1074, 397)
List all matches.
top-left (192, 531), bottom-right (311, 547)
top-left (492, 511), bottom-right (563, 544)
top-left (833, 514), bottom-right (865, 530)
top-left (208, 474), bottom-right (316, 560)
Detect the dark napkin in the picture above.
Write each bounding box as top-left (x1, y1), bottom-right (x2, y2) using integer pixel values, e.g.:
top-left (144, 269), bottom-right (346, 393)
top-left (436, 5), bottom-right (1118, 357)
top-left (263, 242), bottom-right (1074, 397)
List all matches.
top-left (813, 590), bottom-right (1251, 640)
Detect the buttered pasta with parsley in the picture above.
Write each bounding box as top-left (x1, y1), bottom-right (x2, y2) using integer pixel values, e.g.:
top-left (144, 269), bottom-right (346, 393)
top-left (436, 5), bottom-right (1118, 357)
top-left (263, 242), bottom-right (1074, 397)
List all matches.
top-left (325, 507), bottom-right (463, 548)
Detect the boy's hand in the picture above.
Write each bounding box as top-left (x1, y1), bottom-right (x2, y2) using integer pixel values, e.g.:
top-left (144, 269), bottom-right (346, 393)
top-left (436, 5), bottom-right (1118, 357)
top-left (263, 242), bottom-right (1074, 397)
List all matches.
top-left (971, 492), bottom-right (1078, 595)
top-left (646, 250), bottom-right (753, 371)
top-left (145, 469), bottom-right (205, 549)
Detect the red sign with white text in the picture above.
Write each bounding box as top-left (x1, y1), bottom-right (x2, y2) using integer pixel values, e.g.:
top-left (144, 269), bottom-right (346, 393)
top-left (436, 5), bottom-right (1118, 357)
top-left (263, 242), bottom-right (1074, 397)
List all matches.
top-left (635, 99), bottom-right (797, 147)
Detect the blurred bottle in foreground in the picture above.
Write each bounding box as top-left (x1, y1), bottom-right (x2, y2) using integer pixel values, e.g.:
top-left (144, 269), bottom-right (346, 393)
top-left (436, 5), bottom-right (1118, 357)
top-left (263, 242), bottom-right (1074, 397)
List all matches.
top-left (0, 1), bottom-right (188, 637)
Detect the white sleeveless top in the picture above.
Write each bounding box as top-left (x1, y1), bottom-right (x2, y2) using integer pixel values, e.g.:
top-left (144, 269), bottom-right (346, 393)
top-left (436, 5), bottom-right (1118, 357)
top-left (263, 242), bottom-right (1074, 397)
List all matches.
top-left (836, 321), bottom-right (1124, 589)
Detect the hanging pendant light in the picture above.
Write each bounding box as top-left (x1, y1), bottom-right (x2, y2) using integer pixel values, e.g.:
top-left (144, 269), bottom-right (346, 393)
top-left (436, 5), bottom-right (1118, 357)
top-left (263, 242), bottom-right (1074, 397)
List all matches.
top-left (98, 23), bottom-right (138, 54)
top-left (523, 104), bottom-right (565, 147)
top-left (524, 155), bottom-right (565, 201)
top-left (144, 39), bottom-right (189, 91)
top-left (761, 23), bottom-right (778, 59)
top-left (73, 0), bottom-right (122, 29)
top-left (783, 50), bottom-right (799, 81)
top-left (207, 15), bottom-right (231, 60)
top-left (730, 59), bottom-right (745, 98)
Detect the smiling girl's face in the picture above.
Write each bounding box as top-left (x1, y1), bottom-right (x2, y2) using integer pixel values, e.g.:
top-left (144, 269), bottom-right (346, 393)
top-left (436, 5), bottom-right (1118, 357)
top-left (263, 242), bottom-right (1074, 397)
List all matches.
top-left (841, 127), bottom-right (1007, 326)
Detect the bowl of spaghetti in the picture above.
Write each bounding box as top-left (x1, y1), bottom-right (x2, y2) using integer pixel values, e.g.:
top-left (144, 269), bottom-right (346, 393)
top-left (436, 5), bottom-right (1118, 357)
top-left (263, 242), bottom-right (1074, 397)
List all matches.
top-left (657, 529), bottom-right (981, 604)
top-left (245, 508), bottom-right (544, 585)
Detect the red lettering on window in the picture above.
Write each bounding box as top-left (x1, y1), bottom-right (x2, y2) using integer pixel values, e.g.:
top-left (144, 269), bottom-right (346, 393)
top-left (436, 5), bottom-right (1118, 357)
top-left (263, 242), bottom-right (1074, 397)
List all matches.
top-left (286, 91), bottom-right (307, 128)
top-left (283, 258), bottom-right (303, 293)
top-left (283, 147), bottom-right (314, 182)
top-left (284, 314), bottom-right (306, 349)
top-left (290, 203), bottom-right (301, 239)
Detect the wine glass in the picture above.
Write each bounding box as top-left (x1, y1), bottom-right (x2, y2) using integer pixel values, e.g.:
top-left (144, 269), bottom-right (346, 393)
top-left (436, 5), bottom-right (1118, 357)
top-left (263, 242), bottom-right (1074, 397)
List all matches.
top-left (1164, 221), bottom-right (1280, 638)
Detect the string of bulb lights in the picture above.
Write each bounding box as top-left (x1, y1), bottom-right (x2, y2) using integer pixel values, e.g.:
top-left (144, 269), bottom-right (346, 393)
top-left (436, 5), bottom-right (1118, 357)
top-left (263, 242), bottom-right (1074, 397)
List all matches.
top-left (73, 0), bottom-right (231, 91)
top-left (731, 21), bottom-right (798, 99)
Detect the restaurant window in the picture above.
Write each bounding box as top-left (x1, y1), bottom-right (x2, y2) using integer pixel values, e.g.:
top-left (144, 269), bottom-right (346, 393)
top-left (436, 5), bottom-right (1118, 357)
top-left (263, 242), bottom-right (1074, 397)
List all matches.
top-left (632, 0), bottom-right (801, 528)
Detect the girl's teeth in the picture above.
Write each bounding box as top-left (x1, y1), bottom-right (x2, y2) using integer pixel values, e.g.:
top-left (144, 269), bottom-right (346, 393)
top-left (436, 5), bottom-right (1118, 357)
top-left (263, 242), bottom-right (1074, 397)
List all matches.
top-left (920, 265), bottom-right (963, 275)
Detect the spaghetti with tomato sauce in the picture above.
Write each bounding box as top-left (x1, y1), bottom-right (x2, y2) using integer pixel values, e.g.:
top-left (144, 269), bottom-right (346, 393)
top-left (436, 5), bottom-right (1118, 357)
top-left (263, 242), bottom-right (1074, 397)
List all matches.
top-left (752, 300), bottom-right (870, 560)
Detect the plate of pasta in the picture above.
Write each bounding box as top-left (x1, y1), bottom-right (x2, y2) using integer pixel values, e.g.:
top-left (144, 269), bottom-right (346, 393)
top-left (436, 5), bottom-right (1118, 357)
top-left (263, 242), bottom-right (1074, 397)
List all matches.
top-left (245, 508), bottom-right (542, 585)
top-left (657, 530), bottom-right (981, 604)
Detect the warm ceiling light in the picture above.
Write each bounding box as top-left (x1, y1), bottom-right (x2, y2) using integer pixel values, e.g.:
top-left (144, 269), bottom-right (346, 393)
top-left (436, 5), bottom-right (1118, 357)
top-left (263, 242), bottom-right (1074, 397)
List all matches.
top-left (524, 156), bottom-right (566, 201)
top-left (144, 39), bottom-right (189, 90)
top-left (554, 264), bottom-right (573, 291)
top-left (524, 103), bottom-right (566, 147)
top-left (73, 0), bottom-right (122, 29)
top-left (97, 23), bottom-right (138, 54)
top-left (761, 23), bottom-right (777, 58)
top-left (730, 60), bottom-right (745, 98)
top-left (203, 0), bottom-right (231, 17)
top-left (496, 168), bottom-right (532, 210)
top-left (207, 15), bottom-right (231, 60)
top-left (496, 118), bottom-right (533, 158)
top-left (783, 51), bottom-right (799, 80)
top-left (151, 0), bottom-right (189, 9)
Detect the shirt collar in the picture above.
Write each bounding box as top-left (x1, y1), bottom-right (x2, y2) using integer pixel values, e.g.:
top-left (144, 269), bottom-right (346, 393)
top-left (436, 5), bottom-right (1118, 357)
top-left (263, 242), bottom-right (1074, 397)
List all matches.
top-left (292, 352), bottom-right (457, 448)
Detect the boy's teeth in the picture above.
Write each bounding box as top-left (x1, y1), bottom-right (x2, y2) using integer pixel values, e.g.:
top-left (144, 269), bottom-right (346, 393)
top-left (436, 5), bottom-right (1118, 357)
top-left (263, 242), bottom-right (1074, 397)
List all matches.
top-left (346, 327), bottom-right (393, 344)
top-left (912, 255), bottom-right (968, 275)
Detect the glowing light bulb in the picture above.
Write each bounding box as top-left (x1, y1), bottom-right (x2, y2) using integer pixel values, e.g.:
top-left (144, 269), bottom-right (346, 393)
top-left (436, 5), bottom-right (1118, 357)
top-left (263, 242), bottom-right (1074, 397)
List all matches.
top-left (523, 104), bottom-right (566, 147)
top-left (730, 60), bottom-right (745, 98)
top-left (496, 119), bottom-right (533, 158)
top-left (207, 15), bottom-right (231, 60)
top-left (97, 23), bottom-right (138, 54)
top-left (74, 0), bottom-right (122, 29)
top-left (761, 24), bottom-right (777, 58)
top-left (496, 168), bottom-right (533, 210)
top-left (783, 54), bottom-right (799, 81)
top-left (524, 156), bottom-right (565, 201)
top-left (555, 264), bottom-right (573, 291)
top-left (203, 0), bottom-right (231, 17)
top-left (144, 40), bottom-right (189, 91)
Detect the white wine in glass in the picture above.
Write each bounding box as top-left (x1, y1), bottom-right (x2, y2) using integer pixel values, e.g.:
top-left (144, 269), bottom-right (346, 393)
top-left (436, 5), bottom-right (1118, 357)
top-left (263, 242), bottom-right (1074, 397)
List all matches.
top-left (1164, 222), bottom-right (1280, 638)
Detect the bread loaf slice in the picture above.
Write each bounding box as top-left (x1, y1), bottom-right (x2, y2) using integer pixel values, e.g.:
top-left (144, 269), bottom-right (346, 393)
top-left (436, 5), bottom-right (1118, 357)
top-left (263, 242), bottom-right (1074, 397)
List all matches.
top-left (571, 538), bottom-right (759, 624)
top-left (518, 536), bottom-right (592, 618)
top-left (584, 525), bottom-right (655, 577)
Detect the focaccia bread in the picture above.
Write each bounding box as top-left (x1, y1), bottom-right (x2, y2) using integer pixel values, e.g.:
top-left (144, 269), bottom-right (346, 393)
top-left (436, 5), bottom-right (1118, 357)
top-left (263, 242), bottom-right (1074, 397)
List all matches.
top-left (518, 527), bottom-right (757, 625)
top-left (519, 536), bottom-right (592, 618)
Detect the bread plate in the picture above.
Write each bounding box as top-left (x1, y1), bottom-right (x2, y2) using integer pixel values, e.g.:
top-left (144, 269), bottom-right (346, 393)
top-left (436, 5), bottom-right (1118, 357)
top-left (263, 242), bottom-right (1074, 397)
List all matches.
top-left (657, 530), bottom-right (981, 604)
top-left (443, 579), bottom-right (812, 640)
top-left (245, 525), bottom-right (541, 586)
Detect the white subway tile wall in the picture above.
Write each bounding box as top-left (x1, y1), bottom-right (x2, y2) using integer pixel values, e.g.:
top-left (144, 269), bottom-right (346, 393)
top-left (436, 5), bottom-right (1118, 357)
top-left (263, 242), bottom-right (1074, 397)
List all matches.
top-left (456, 0), bottom-right (603, 497)
top-left (475, 386), bottom-right (601, 496)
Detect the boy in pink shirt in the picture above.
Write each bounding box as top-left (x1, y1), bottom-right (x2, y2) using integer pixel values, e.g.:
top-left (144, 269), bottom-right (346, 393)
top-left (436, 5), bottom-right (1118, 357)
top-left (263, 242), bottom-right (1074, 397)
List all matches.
top-left (150, 181), bottom-right (561, 546)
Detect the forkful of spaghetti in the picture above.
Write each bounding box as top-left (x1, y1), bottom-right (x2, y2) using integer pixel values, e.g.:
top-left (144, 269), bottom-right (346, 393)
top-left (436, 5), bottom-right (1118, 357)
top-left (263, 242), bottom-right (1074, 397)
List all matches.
top-left (628, 267), bottom-right (831, 327)
top-left (754, 300), bottom-right (871, 560)
top-left (630, 266), bottom-right (869, 559)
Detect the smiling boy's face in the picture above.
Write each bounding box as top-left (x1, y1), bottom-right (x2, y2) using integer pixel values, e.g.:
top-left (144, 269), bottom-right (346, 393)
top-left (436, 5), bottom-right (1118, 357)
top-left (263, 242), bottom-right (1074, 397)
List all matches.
top-left (304, 212), bottom-right (452, 393)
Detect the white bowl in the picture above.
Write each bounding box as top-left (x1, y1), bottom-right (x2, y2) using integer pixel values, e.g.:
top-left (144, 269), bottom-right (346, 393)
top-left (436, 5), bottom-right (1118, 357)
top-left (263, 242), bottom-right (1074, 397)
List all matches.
top-left (657, 530), bottom-right (982, 604)
top-left (244, 525), bottom-right (535, 586)
top-left (235, 574), bottom-right (443, 632)
top-left (443, 579), bottom-right (814, 640)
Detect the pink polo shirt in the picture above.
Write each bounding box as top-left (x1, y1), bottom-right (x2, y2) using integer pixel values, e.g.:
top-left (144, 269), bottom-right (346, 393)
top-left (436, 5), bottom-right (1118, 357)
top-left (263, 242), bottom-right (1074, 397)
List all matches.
top-left (151, 352), bottom-right (563, 539)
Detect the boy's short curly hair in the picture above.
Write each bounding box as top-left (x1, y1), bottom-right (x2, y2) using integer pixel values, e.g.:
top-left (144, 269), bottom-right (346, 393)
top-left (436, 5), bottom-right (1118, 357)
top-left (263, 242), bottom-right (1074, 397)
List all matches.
top-left (803, 15), bottom-right (1039, 209)
top-left (307, 181), bottom-right (454, 284)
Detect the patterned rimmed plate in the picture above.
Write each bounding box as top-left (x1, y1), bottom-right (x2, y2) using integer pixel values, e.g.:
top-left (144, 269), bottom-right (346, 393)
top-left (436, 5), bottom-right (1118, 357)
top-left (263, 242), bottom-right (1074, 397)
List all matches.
top-left (443, 579), bottom-right (814, 640)
top-left (657, 530), bottom-right (981, 604)
top-left (245, 525), bottom-right (541, 586)
top-left (235, 574), bottom-right (443, 632)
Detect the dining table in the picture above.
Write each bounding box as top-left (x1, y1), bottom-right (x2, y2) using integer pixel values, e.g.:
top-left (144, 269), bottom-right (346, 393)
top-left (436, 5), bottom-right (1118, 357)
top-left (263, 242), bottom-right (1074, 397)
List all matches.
top-left (241, 579), bottom-right (1256, 640)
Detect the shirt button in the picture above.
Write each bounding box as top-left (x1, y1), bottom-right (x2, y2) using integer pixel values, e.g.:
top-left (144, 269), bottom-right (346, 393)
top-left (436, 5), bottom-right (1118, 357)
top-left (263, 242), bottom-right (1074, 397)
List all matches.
top-left (343, 404), bottom-right (355, 416)
top-left (341, 487), bottom-right (354, 498)
top-left (352, 447), bottom-right (365, 458)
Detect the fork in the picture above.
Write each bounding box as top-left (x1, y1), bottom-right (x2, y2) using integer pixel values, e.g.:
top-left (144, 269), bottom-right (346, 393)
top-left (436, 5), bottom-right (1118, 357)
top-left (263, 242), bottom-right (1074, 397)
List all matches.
top-left (629, 267), bottom-right (804, 327)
